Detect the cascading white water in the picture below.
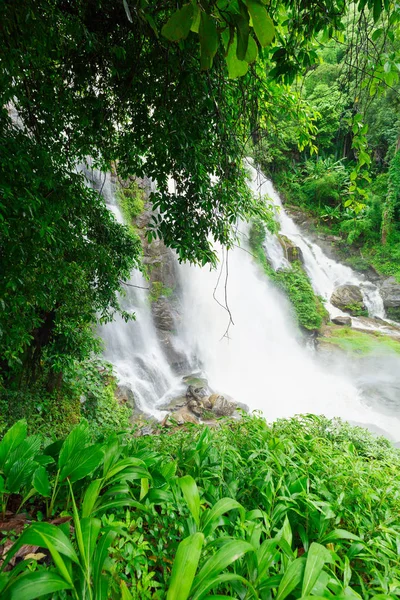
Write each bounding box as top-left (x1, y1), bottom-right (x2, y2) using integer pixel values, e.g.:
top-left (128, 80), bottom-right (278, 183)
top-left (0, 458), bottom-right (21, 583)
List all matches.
top-left (84, 167), bottom-right (178, 415)
top-left (177, 231), bottom-right (400, 440)
top-left (246, 162), bottom-right (385, 319)
top-left (94, 161), bottom-right (400, 439)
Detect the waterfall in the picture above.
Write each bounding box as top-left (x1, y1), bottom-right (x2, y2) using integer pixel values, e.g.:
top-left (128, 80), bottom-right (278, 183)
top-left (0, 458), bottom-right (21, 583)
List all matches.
top-left (94, 163), bottom-right (400, 440)
top-left (84, 167), bottom-right (178, 416)
top-left (246, 162), bottom-right (385, 319)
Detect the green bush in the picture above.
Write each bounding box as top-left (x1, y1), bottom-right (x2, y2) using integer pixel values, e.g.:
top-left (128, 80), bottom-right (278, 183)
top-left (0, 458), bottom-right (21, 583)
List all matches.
top-left (0, 414), bottom-right (399, 598)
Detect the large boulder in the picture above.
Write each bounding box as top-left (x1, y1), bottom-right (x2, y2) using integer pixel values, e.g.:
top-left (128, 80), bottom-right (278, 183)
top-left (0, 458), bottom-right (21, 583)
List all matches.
top-left (209, 394), bottom-right (237, 417)
top-left (379, 277), bottom-right (400, 321)
top-left (332, 316), bottom-right (352, 326)
top-left (330, 284), bottom-right (366, 315)
top-left (278, 235), bottom-right (304, 264)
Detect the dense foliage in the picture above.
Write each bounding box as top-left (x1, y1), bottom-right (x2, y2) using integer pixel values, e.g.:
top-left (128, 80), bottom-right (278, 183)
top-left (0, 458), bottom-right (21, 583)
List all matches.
top-left (0, 415), bottom-right (400, 599)
top-left (254, 6), bottom-right (400, 281)
top-left (249, 219), bottom-right (327, 331)
top-left (1, 0), bottom-right (398, 398)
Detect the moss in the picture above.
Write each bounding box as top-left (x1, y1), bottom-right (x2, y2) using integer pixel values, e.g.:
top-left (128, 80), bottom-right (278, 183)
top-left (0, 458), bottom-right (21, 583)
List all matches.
top-left (249, 220), bottom-right (324, 331)
top-left (341, 303), bottom-right (368, 317)
top-left (149, 282), bottom-right (174, 303)
top-left (321, 326), bottom-right (400, 355)
top-left (117, 180), bottom-right (145, 225)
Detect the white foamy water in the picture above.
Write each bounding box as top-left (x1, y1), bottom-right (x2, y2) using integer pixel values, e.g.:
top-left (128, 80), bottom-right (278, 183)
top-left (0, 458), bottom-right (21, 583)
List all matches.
top-left (93, 163), bottom-right (400, 439)
top-left (246, 162), bottom-right (385, 319)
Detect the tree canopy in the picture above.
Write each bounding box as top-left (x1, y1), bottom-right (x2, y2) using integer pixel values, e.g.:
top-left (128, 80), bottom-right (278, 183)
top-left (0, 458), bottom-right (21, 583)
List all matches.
top-left (0, 0), bottom-right (397, 383)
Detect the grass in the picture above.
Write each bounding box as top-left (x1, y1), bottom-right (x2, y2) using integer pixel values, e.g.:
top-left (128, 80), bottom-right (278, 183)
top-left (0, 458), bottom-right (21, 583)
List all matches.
top-left (321, 326), bottom-right (400, 355)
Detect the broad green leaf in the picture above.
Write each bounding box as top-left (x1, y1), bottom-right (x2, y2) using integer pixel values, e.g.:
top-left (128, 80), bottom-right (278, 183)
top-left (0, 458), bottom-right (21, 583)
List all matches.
top-left (162, 4), bottom-right (194, 42)
top-left (82, 479), bottom-right (103, 517)
top-left (7, 570), bottom-right (72, 600)
top-left (235, 15), bottom-right (250, 61)
top-left (276, 557), bottom-right (306, 600)
top-left (246, 0), bottom-right (274, 47)
top-left (192, 539), bottom-right (254, 596)
top-left (60, 444), bottom-right (104, 483)
top-left (5, 459), bottom-right (36, 494)
top-left (245, 35), bottom-right (258, 63)
top-left (0, 420), bottom-right (27, 467)
top-left (302, 543), bottom-right (332, 597)
top-left (33, 466), bottom-right (50, 497)
top-left (321, 529), bottom-right (362, 544)
top-left (199, 12), bottom-right (218, 70)
top-left (167, 532), bottom-right (204, 600)
top-left (202, 497), bottom-right (245, 536)
top-left (93, 530), bottom-right (117, 593)
top-left (58, 420), bottom-right (91, 471)
top-left (192, 573), bottom-right (247, 600)
top-left (2, 522), bottom-right (79, 571)
top-left (81, 517), bottom-right (101, 562)
top-left (179, 475), bottom-right (201, 526)
top-left (226, 36), bottom-right (249, 79)
top-left (191, 3), bottom-right (201, 32)
top-left (104, 457), bottom-right (146, 481)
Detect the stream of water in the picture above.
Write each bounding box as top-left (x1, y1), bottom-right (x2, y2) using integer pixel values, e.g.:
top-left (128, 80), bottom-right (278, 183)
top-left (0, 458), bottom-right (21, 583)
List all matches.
top-left (97, 164), bottom-right (400, 440)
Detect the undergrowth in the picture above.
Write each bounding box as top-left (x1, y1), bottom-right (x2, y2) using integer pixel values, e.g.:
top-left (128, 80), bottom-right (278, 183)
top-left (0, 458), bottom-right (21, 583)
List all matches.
top-left (0, 414), bottom-right (399, 598)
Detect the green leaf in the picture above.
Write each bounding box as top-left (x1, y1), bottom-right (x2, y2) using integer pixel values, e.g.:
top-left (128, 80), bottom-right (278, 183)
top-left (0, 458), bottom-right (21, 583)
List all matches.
top-left (8, 571), bottom-right (72, 600)
top-left (81, 517), bottom-right (101, 562)
top-left (2, 522), bottom-right (79, 572)
top-left (33, 466), bottom-right (50, 497)
top-left (93, 530), bottom-right (117, 593)
top-left (82, 479), bottom-right (103, 517)
top-left (245, 35), bottom-right (258, 63)
top-left (302, 543), bottom-right (332, 597)
top-left (60, 444), bottom-right (104, 483)
top-left (179, 475), bottom-right (201, 526)
top-left (373, 0), bottom-right (382, 22)
top-left (235, 14), bottom-right (250, 61)
top-left (167, 532), bottom-right (204, 600)
top-left (246, 0), bottom-right (274, 47)
top-left (191, 3), bottom-right (201, 33)
top-left (0, 420), bottom-right (27, 467)
top-left (120, 580), bottom-right (134, 599)
top-left (58, 420), bottom-right (90, 471)
top-left (199, 12), bottom-right (218, 70)
top-left (201, 497), bottom-right (245, 536)
top-left (321, 529), bottom-right (362, 544)
top-left (226, 35), bottom-right (249, 78)
top-left (276, 557), bottom-right (306, 600)
top-left (162, 4), bottom-right (194, 42)
top-left (192, 539), bottom-right (254, 596)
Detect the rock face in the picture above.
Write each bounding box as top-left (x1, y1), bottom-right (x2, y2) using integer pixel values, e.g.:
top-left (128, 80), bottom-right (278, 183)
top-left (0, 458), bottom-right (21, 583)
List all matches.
top-left (160, 377), bottom-right (248, 426)
top-left (331, 285), bottom-right (366, 315)
top-left (332, 316), bottom-right (352, 326)
top-left (133, 178), bottom-right (188, 372)
top-left (278, 234), bottom-right (304, 264)
top-left (379, 277), bottom-right (400, 321)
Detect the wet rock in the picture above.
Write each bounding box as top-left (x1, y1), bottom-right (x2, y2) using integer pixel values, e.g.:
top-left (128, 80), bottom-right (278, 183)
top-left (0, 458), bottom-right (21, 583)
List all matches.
top-left (163, 406), bottom-right (199, 426)
top-left (182, 373), bottom-right (209, 389)
top-left (332, 316), bottom-right (352, 326)
top-left (331, 284), bottom-right (366, 315)
top-left (278, 235), bottom-right (304, 264)
top-left (379, 278), bottom-right (400, 321)
top-left (210, 394), bottom-right (237, 417)
top-left (186, 385), bottom-right (208, 402)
